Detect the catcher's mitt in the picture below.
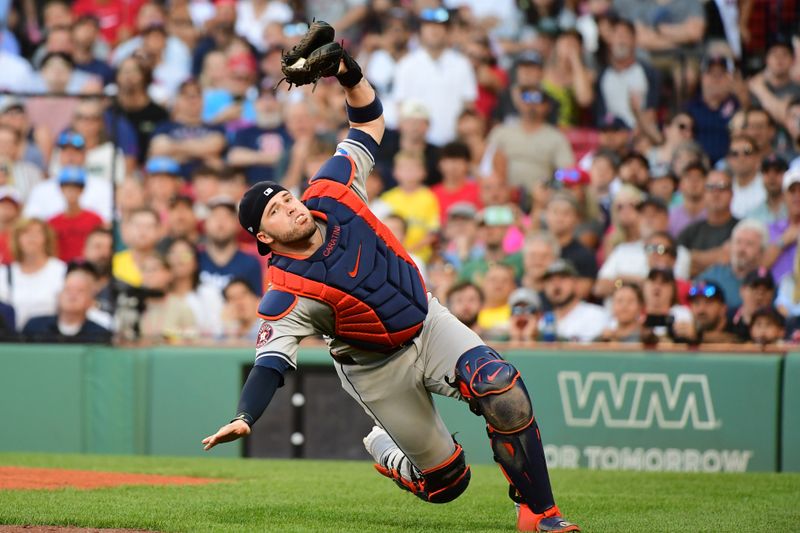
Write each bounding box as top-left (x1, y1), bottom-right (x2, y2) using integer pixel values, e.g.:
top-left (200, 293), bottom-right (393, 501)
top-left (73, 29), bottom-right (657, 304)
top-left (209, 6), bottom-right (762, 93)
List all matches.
top-left (282, 20), bottom-right (335, 68)
top-left (280, 42), bottom-right (343, 89)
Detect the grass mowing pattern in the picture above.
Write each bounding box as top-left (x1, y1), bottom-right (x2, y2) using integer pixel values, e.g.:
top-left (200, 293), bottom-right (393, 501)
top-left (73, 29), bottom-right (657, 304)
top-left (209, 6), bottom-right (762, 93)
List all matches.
top-left (0, 453), bottom-right (798, 532)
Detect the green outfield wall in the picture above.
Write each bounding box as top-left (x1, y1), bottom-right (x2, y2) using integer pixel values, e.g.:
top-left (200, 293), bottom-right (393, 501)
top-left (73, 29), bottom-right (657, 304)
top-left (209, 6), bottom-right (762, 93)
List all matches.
top-left (0, 345), bottom-right (797, 472)
top-left (782, 352), bottom-right (800, 472)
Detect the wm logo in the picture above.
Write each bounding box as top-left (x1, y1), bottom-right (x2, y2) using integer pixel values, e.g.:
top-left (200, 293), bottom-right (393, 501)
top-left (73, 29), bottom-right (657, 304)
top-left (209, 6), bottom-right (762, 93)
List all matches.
top-left (558, 372), bottom-right (720, 430)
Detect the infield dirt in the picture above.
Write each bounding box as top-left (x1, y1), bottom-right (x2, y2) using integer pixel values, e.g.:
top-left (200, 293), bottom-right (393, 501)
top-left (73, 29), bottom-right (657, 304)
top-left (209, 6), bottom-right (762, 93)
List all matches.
top-left (0, 466), bottom-right (221, 490)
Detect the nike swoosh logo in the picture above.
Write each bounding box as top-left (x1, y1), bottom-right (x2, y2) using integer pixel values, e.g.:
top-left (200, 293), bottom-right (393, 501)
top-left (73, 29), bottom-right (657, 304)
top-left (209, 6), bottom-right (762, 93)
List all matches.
top-left (486, 366), bottom-right (503, 382)
top-left (348, 244), bottom-right (362, 278)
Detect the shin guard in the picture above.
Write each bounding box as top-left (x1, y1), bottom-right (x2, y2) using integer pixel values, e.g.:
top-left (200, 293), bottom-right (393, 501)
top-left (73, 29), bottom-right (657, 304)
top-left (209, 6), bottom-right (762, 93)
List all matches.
top-left (453, 345), bottom-right (555, 514)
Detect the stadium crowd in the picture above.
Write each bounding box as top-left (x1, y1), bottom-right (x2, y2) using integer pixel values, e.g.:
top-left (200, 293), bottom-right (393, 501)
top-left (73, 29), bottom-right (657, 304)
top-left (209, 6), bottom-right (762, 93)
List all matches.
top-left (0, 0), bottom-right (798, 347)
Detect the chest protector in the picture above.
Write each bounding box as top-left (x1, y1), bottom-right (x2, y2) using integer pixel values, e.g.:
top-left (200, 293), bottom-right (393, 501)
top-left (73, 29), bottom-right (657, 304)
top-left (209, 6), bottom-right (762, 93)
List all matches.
top-left (267, 178), bottom-right (428, 352)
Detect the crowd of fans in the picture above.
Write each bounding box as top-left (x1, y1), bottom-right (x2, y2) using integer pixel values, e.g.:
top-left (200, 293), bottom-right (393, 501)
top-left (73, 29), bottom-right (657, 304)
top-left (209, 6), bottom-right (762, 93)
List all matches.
top-left (0, 0), bottom-right (798, 347)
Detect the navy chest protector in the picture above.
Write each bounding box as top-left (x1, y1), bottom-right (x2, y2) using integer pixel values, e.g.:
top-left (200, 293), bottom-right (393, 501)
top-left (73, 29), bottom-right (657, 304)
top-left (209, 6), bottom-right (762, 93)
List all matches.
top-left (259, 177), bottom-right (428, 352)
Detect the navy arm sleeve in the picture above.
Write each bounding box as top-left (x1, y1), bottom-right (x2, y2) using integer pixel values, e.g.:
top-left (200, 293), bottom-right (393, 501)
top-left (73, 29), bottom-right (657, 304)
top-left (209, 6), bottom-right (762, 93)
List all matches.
top-left (345, 128), bottom-right (379, 159)
top-left (234, 365), bottom-right (283, 426)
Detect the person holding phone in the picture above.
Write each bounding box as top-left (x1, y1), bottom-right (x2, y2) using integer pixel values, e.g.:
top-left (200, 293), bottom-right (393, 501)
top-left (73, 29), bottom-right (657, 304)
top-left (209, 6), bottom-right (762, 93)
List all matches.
top-left (641, 267), bottom-right (693, 343)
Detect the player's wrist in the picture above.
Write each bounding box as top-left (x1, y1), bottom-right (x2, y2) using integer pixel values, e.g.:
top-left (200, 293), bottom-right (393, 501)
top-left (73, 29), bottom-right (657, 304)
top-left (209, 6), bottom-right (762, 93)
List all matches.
top-left (230, 413), bottom-right (254, 427)
top-left (346, 96), bottom-right (383, 123)
top-left (336, 48), bottom-right (363, 88)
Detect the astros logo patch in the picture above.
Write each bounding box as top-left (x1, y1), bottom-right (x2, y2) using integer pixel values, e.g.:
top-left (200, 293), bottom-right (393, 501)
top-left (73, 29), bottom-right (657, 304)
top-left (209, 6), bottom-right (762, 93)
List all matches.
top-left (256, 322), bottom-right (273, 348)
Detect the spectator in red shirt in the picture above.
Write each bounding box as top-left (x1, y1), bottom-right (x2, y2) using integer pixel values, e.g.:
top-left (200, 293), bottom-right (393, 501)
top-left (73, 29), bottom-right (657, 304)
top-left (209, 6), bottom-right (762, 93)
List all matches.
top-left (48, 167), bottom-right (104, 263)
top-left (465, 35), bottom-right (508, 120)
top-left (72, 0), bottom-right (146, 45)
top-left (431, 142), bottom-right (482, 225)
top-left (0, 187), bottom-right (21, 265)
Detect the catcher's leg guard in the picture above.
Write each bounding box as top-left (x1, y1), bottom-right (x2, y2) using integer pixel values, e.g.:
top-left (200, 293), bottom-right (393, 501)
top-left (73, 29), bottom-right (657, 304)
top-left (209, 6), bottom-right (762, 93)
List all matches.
top-left (453, 346), bottom-right (555, 514)
top-left (365, 427), bottom-right (470, 504)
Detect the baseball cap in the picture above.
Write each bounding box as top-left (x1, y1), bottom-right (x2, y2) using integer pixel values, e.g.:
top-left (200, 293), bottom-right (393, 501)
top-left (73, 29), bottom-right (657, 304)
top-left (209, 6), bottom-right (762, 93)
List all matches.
top-left (688, 280), bottom-right (725, 302)
top-left (57, 131), bottom-right (86, 149)
top-left (477, 205), bottom-right (514, 226)
top-left (783, 167), bottom-right (800, 192)
top-left (419, 7), bottom-right (450, 24)
top-left (228, 52), bottom-right (257, 75)
top-left (743, 267), bottom-right (776, 290)
top-left (701, 54), bottom-right (734, 74)
top-left (542, 259), bottom-right (578, 280)
top-left (650, 165), bottom-right (674, 180)
top-left (515, 51), bottom-right (544, 68)
top-left (58, 166), bottom-right (87, 186)
top-left (238, 181), bottom-right (287, 256)
top-left (170, 194), bottom-right (194, 209)
top-left (207, 195), bottom-right (238, 212)
top-left (141, 21), bottom-right (167, 34)
top-left (548, 190), bottom-right (580, 211)
top-left (637, 195), bottom-right (668, 213)
top-left (681, 160), bottom-right (708, 176)
top-left (0, 96), bottom-right (24, 114)
top-left (447, 202), bottom-right (477, 220)
top-left (145, 156), bottom-right (181, 176)
top-left (597, 114), bottom-right (631, 131)
top-left (751, 306), bottom-right (786, 328)
top-left (399, 100), bottom-right (430, 121)
top-left (509, 287), bottom-right (541, 313)
top-left (762, 154), bottom-right (788, 172)
top-left (766, 34), bottom-right (794, 56)
top-left (0, 186), bottom-right (21, 206)
top-left (554, 167), bottom-right (590, 187)
top-left (647, 267), bottom-right (675, 281)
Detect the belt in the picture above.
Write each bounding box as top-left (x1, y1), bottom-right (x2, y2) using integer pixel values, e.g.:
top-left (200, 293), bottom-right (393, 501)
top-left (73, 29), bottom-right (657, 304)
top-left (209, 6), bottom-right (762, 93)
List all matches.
top-left (330, 325), bottom-right (423, 365)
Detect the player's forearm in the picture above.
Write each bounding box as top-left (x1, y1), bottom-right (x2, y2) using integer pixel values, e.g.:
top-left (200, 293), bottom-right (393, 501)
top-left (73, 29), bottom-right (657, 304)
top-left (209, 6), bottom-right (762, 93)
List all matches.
top-left (344, 79), bottom-right (385, 144)
top-left (232, 365), bottom-right (283, 426)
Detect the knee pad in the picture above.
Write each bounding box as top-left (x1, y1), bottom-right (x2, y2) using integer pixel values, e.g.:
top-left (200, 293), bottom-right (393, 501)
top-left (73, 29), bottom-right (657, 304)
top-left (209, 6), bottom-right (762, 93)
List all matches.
top-left (375, 442), bottom-right (471, 504)
top-left (453, 345), bottom-right (533, 432)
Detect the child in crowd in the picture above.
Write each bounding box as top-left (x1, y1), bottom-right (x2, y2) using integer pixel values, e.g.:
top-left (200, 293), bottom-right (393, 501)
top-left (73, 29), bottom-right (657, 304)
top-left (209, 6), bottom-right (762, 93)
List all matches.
top-left (48, 167), bottom-right (103, 262)
top-left (380, 150), bottom-right (440, 261)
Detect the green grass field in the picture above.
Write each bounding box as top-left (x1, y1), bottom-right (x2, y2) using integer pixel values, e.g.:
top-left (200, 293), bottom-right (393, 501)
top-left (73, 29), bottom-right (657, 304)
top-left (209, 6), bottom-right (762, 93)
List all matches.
top-left (0, 453), bottom-right (798, 532)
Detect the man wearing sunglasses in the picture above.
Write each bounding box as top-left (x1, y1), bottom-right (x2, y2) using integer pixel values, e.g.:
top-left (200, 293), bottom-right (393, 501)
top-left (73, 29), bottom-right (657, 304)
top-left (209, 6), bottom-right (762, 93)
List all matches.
top-left (483, 83), bottom-right (574, 190)
top-left (676, 280), bottom-right (738, 344)
top-left (678, 169), bottom-right (739, 277)
top-left (727, 134), bottom-right (767, 219)
top-left (746, 155), bottom-right (788, 224)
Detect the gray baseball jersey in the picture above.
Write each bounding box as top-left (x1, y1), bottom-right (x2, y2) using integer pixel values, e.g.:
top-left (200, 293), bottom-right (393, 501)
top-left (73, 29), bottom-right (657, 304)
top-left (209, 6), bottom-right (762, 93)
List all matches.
top-left (253, 133), bottom-right (484, 470)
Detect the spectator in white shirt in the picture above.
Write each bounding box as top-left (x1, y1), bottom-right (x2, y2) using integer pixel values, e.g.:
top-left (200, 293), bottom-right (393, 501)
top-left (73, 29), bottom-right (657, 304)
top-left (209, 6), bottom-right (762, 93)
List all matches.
top-left (0, 218), bottom-right (66, 330)
top-left (727, 134), bottom-right (766, 219)
top-left (0, 124), bottom-right (43, 202)
top-left (596, 196), bottom-right (691, 300)
top-left (24, 132), bottom-right (113, 222)
top-left (235, 0), bottom-right (293, 53)
top-left (392, 7), bottom-right (477, 146)
top-left (540, 259), bottom-right (609, 342)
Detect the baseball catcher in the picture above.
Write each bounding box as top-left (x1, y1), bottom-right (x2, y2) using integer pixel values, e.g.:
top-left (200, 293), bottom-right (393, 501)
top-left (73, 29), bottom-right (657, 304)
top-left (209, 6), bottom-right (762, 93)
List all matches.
top-left (202, 21), bottom-right (580, 532)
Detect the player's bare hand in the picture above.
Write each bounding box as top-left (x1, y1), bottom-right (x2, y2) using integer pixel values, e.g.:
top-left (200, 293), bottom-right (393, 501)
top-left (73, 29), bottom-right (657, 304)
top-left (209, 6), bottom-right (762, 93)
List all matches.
top-left (202, 420), bottom-right (251, 451)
